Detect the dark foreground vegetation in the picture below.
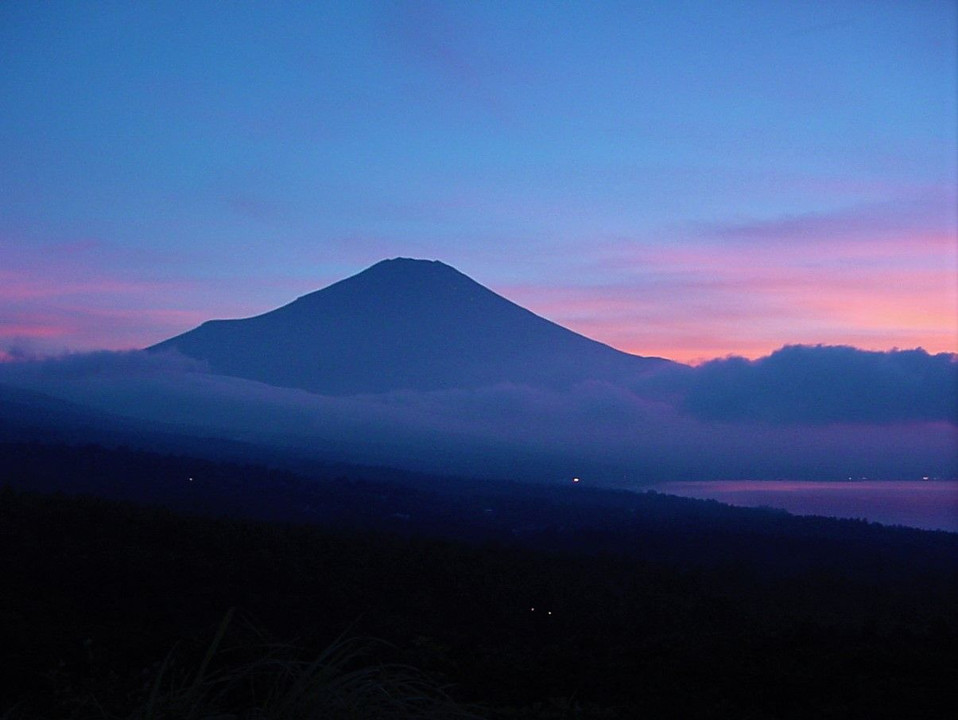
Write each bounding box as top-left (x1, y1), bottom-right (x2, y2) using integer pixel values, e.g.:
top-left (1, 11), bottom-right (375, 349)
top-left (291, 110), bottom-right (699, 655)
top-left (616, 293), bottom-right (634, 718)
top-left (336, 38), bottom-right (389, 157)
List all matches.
top-left (1, 441), bottom-right (957, 718)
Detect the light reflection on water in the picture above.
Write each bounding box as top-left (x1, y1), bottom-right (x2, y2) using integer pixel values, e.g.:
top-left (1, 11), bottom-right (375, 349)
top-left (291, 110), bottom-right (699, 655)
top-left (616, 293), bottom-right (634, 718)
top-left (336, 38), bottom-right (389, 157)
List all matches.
top-left (650, 480), bottom-right (958, 533)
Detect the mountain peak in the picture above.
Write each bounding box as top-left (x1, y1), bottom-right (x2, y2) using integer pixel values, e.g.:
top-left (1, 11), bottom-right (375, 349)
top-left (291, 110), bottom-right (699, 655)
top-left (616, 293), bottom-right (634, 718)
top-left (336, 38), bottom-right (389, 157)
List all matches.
top-left (282, 257), bottom-right (485, 314)
top-left (350, 256), bottom-right (467, 284)
top-left (361, 257), bottom-right (462, 279)
top-left (150, 259), bottom-right (668, 394)
top-left (373, 257), bottom-right (449, 268)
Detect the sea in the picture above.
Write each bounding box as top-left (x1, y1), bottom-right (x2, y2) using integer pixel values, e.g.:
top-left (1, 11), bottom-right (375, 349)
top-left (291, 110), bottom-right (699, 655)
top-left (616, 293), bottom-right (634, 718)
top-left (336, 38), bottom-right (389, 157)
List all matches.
top-left (650, 480), bottom-right (958, 533)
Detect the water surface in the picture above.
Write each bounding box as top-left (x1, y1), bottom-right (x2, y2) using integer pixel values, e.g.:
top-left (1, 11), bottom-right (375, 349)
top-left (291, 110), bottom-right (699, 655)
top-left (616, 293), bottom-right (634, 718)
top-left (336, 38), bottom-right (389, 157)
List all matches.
top-left (651, 480), bottom-right (958, 533)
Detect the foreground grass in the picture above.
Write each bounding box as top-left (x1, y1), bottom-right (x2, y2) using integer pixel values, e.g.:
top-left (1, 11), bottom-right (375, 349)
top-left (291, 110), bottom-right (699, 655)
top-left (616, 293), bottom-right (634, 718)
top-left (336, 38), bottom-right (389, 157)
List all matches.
top-left (127, 610), bottom-right (481, 720)
top-left (6, 608), bottom-right (481, 720)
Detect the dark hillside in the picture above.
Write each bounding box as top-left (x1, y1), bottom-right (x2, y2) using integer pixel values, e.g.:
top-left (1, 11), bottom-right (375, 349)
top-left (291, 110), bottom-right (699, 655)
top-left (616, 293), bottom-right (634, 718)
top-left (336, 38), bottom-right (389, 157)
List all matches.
top-left (1, 442), bottom-right (957, 717)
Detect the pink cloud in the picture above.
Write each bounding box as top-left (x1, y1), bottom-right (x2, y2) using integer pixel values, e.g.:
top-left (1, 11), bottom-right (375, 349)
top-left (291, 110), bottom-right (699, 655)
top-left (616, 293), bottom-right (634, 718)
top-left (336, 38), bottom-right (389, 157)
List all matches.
top-left (0, 305), bottom-right (213, 353)
top-left (0, 273), bottom-right (168, 303)
top-left (0, 323), bottom-right (67, 339)
top-left (0, 235), bottom-right (317, 353)
top-left (498, 192), bottom-right (957, 363)
top-left (701, 188), bottom-right (955, 244)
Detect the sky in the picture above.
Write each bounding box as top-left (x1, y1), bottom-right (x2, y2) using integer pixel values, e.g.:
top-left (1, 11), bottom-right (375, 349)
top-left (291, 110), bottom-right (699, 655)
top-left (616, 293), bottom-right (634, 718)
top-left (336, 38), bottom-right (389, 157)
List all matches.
top-left (1, 0), bottom-right (956, 364)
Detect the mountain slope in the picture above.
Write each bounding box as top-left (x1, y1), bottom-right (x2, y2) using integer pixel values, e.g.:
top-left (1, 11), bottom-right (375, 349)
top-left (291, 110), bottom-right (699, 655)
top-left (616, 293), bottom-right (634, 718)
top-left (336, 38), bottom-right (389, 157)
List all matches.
top-left (149, 258), bottom-right (669, 395)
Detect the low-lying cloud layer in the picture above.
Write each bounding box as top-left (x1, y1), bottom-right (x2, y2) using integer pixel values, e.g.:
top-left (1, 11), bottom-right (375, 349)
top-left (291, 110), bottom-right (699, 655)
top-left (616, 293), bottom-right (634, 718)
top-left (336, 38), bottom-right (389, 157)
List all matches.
top-left (0, 345), bottom-right (954, 484)
top-left (677, 345), bottom-right (957, 424)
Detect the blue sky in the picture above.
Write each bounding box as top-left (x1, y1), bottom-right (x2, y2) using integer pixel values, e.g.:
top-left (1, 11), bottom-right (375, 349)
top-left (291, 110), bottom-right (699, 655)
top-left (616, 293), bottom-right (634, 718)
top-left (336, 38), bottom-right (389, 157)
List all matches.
top-left (1, 0), bottom-right (955, 362)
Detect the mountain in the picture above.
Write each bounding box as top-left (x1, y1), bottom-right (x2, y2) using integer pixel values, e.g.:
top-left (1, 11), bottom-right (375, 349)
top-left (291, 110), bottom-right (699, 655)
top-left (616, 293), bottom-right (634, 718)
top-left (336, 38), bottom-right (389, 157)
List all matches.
top-left (149, 258), bottom-right (670, 395)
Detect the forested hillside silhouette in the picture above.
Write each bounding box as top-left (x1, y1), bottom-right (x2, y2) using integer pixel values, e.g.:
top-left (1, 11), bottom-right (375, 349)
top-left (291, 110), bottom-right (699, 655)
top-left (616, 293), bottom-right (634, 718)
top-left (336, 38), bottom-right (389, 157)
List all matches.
top-left (2, 441), bottom-right (956, 717)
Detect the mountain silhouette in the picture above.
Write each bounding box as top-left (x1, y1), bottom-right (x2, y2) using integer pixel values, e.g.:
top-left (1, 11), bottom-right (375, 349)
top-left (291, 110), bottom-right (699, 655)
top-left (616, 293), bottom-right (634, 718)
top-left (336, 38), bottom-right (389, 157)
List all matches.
top-left (149, 258), bottom-right (670, 395)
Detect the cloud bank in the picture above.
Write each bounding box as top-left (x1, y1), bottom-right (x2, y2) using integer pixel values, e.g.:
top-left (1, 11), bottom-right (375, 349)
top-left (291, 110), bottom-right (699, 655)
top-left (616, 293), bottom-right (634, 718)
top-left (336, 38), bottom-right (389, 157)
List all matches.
top-left (677, 345), bottom-right (957, 425)
top-left (0, 345), bottom-right (954, 484)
